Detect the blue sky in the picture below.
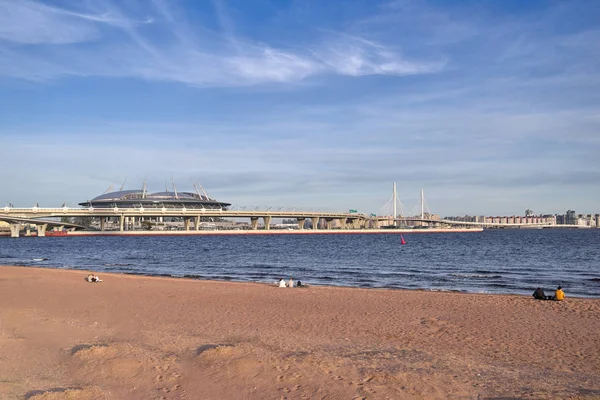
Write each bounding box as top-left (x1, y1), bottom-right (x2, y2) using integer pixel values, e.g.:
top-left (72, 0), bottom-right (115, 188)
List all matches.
top-left (1, 0), bottom-right (598, 216)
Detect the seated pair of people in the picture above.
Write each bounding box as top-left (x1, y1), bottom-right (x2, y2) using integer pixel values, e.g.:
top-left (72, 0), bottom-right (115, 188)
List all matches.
top-left (532, 286), bottom-right (564, 301)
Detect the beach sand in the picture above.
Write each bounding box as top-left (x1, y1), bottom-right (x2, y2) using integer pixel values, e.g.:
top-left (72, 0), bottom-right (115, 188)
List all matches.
top-left (0, 266), bottom-right (598, 399)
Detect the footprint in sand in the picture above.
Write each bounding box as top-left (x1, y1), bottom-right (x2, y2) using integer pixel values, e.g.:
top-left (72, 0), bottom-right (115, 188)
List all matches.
top-left (195, 343), bottom-right (234, 356)
top-left (69, 343), bottom-right (111, 357)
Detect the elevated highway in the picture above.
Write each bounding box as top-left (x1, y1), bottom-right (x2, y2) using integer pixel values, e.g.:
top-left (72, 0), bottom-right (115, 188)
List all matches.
top-left (0, 206), bottom-right (371, 237)
top-left (0, 215), bottom-right (86, 237)
top-left (2, 207), bottom-right (576, 238)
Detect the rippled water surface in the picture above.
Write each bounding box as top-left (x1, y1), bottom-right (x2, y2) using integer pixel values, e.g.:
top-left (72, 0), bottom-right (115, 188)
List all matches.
top-left (1, 229), bottom-right (599, 297)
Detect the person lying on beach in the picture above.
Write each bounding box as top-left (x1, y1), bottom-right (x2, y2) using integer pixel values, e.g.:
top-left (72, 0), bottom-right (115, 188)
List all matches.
top-left (278, 278), bottom-right (287, 288)
top-left (86, 274), bottom-right (102, 283)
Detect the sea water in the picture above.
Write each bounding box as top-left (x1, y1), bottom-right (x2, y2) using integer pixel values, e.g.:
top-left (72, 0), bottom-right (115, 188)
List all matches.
top-left (1, 229), bottom-right (599, 297)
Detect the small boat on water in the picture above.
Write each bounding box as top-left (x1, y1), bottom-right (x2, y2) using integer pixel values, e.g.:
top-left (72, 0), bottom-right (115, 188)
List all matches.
top-left (400, 234), bottom-right (406, 245)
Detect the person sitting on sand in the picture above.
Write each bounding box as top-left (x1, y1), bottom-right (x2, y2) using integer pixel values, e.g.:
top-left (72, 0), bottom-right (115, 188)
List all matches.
top-left (554, 286), bottom-right (565, 301)
top-left (532, 287), bottom-right (547, 300)
top-left (288, 277), bottom-right (294, 288)
top-left (297, 280), bottom-right (308, 288)
top-left (278, 278), bottom-right (287, 288)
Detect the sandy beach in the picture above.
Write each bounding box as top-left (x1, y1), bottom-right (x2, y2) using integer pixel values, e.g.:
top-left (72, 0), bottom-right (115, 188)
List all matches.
top-left (0, 266), bottom-right (598, 399)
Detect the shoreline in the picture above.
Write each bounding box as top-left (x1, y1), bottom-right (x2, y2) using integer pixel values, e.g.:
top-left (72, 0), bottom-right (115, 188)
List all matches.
top-left (1, 265), bottom-right (598, 399)
top-left (11, 264), bottom-right (599, 299)
top-left (1, 227), bottom-right (484, 237)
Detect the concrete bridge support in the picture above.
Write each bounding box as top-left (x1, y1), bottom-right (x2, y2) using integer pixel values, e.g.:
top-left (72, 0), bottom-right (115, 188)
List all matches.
top-left (100, 217), bottom-right (105, 231)
top-left (37, 224), bottom-right (48, 237)
top-left (297, 218), bottom-right (306, 230)
top-left (326, 218), bottom-right (334, 230)
top-left (25, 225), bottom-right (32, 237)
top-left (263, 216), bottom-right (271, 230)
top-left (10, 224), bottom-right (20, 238)
top-left (184, 217), bottom-right (191, 231)
top-left (250, 217), bottom-right (259, 230)
top-left (194, 216), bottom-right (200, 231)
top-left (119, 215), bottom-right (125, 232)
top-left (311, 217), bottom-right (319, 230)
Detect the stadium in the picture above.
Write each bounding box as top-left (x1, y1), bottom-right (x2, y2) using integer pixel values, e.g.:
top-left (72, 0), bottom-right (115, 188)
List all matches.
top-left (78, 183), bottom-right (230, 210)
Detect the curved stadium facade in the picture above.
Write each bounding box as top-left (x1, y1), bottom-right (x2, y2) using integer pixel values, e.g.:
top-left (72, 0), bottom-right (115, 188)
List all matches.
top-left (79, 189), bottom-right (230, 210)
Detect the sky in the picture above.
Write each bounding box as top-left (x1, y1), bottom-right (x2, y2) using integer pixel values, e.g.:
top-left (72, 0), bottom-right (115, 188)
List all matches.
top-left (1, 0), bottom-right (599, 217)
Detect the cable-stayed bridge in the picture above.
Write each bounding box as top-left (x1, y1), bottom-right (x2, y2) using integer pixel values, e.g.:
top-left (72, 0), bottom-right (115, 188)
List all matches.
top-left (377, 183), bottom-right (571, 229)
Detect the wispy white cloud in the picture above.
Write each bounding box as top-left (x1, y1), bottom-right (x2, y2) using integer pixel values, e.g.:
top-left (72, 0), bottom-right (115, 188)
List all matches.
top-left (0, 0), bottom-right (100, 44)
top-left (313, 34), bottom-right (445, 76)
top-left (0, 0), bottom-right (440, 86)
top-left (0, 0), bottom-right (152, 44)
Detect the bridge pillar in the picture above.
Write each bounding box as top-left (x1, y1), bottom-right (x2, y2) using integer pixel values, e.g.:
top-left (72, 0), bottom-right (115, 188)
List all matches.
top-left (194, 216), bottom-right (200, 231)
top-left (338, 218), bottom-right (345, 230)
top-left (25, 225), bottom-right (32, 237)
top-left (37, 224), bottom-right (48, 237)
top-left (119, 215), bottom-right (125, 232)
top-left (184, 217), bottom-right (191, 231)
top-left (100, 217), bottom-right (105, 231)
top-left (297, 218), bottom-right (305, 230)
top-left (326, 218), bottom-right (334, 230)
top-left (250, 217), bottom-right (259, 230)
top-left (263, 216), bottom-right (271, 230)
top-left (311, 217), bottom-right (319, 230)
top-left (10, 224), bottom-right (20, 238)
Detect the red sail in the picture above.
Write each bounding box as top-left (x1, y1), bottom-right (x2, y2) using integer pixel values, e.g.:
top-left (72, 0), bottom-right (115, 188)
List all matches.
top-left (400, 234), bottom-right (406, 245)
